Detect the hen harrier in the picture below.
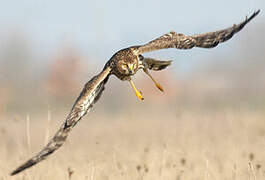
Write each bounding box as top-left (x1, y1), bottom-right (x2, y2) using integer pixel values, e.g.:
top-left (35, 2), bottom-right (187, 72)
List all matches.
top-left (11, 10), bottom-right (260, 175)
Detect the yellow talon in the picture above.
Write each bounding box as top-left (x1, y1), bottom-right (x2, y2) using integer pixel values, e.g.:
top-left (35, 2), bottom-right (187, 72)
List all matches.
top-left (144, 69), bottom-right (164, 92)
top-left (129, 80), bottom-right (144, 100)
top-left (136, 90), bottom-right (144, 100)
top-left (155, 83), bottom-right (164, 92)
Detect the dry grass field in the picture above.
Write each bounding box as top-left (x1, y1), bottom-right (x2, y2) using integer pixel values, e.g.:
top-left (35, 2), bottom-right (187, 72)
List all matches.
top-left (0, 13), bottom-right (264, 179)
top-left (1, 105), bottom-right (264, 180)
top-left (0, 2), bottom-right (264, 180)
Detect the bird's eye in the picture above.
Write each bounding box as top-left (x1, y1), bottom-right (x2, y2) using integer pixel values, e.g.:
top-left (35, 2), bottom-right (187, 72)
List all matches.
top-left (122, 64), bottom-right (127, 69)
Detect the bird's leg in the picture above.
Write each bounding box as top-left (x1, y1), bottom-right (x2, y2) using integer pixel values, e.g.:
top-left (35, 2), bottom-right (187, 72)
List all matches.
top-left (143, 68), bottom-right (164, 92)
top-left (129, 79), bottom-right (144, 100)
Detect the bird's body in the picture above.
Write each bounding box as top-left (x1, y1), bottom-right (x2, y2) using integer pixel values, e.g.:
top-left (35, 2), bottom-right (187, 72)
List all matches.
top-left (11, 10), bottom-right (260, 176)
top-left (108, 47), bottom-right (140, 80)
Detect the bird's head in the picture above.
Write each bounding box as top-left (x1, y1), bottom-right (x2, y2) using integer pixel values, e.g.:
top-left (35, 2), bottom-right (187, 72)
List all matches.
top-left (117, 59), bottom-right (138, 75)
top-left (114, 48), bottom-right (139, 75)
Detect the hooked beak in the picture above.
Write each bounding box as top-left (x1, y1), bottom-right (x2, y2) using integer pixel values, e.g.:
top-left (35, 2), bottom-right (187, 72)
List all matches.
top-left (128, 64), bottom-right (134, 74)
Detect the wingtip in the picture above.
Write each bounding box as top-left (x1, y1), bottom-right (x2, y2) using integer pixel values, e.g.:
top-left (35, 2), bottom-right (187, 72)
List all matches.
top-left (10, 169), bottom-right (20, 176)
top-left (249, 9), bottom-right (260, 20)
top-left (10, 166), bottom-right (26, 176)
top-left (10, 158), bottom-right (37, 176)
top-left (252, 9), bottom-right (261, 18)
top-left (241, 9), bottom-right (260, 27)
top-left (255, 9), bottom-right (261, 14)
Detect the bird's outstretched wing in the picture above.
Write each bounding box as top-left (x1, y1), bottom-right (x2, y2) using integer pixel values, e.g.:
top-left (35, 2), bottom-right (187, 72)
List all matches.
top-left (11, 66), bottom-right (112, 176)
top-left (137, 10), bottom-right (260, 54)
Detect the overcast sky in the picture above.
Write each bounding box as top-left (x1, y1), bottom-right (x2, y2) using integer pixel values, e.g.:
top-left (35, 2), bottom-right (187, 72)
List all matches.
top-left (0, 0), bottom-right (264, 72)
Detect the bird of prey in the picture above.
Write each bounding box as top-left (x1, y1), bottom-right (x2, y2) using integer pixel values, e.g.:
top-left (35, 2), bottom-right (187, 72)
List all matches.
top-left (11, 10), bottom-right (260, 175)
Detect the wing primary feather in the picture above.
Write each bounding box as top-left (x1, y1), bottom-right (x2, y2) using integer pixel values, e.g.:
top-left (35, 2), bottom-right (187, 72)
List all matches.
top-left (10, 66), bottom-right (111, 176)
top-left (192, 10), bottom-right (260, 48)
top-left (137, 10), bottom-right (260, 54)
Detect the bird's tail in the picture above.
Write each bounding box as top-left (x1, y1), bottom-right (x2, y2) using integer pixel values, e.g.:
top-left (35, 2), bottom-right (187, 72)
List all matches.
top-left (144, 57), bottom-right (172, 71)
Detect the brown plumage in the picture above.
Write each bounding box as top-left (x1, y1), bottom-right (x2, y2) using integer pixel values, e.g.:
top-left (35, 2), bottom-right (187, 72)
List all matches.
top-left (137, 10), bottom-right (260, 53)
top-left (11, 10), bottom-right (259, 176)
top-left (11, 66), bottom-right (111, 175)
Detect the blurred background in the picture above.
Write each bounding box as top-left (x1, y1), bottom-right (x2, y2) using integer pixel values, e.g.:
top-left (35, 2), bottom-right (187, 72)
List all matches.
top-left (0, 0), bottom-right (265, 116)
top-left (0, 1), bottom-right (265, 179)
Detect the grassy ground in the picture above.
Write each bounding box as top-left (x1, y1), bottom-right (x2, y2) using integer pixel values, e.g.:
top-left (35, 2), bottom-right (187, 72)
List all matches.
top-left (1, 106), bottom-right (265, 180)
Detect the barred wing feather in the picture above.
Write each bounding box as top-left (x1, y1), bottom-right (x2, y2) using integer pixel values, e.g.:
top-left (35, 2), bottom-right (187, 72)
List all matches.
top-left (137, 10), bottom-right (260, 54)
top-left (11, 67), bottom-right (111, 175)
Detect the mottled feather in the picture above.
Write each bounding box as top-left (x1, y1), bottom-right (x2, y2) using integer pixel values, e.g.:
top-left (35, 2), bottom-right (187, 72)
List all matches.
top-left (10, 10), bottom-right (260, 176)
top-left (11, 67), bottom-right (111, 176)
top-left (137, 10), bottom-right (260, 54)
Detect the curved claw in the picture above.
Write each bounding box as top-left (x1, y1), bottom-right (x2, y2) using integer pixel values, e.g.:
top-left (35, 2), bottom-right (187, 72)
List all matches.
top-left (155, 83), bottom-right (164, 92)
top-left (136, 90), bottom-right (144, 100)
top-left (129, 80), bottom-right (144, 101)
top-left (143, 68), bottom-right (164, 92)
